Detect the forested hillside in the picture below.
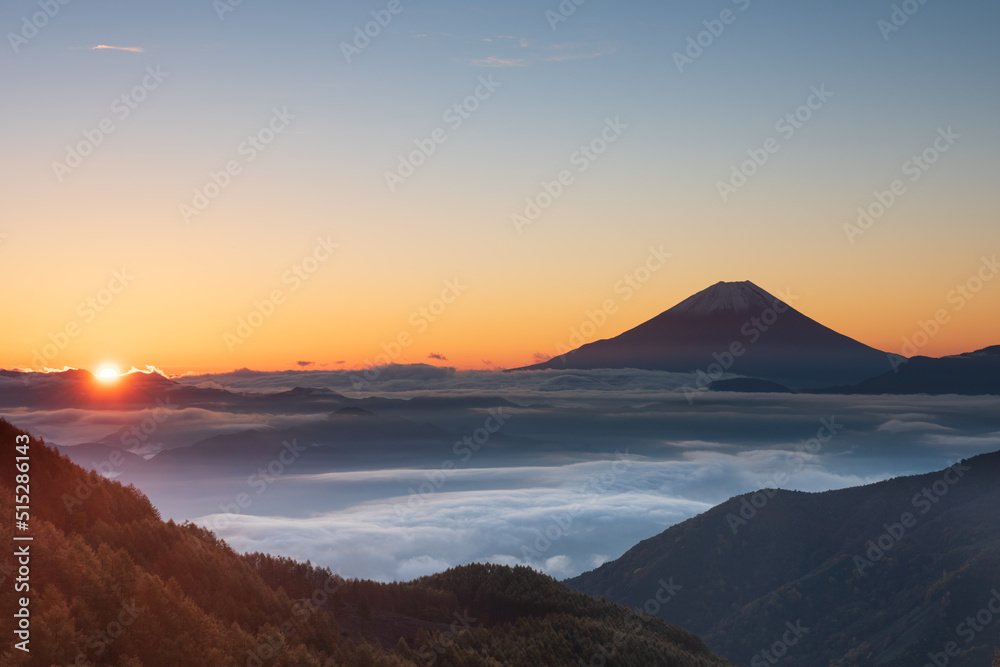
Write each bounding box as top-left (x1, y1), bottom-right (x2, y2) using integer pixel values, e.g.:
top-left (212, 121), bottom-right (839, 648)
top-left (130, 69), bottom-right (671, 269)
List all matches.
top-left (0, 419), bottom-right (729, 666)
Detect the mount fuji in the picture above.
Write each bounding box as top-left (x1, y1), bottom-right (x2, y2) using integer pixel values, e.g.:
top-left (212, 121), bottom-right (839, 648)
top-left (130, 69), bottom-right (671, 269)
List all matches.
top-left (519, 280), bottom-right (897, 389)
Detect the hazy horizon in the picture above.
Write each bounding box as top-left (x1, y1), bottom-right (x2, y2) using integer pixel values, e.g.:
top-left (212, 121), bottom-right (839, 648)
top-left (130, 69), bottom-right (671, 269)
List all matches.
top-left (5, 363), bottom-right (996, 582)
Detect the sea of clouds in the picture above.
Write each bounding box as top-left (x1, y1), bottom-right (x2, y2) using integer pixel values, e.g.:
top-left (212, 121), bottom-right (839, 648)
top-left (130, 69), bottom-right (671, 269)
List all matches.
top-left (7, 366), bottom-right (999, 581)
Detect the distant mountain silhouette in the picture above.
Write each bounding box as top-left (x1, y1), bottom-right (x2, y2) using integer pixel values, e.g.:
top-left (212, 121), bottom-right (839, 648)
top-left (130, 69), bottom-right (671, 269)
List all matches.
top-left (709, 377), bottom-right (794, 393)
top-left (568, 450), bottom-right (1000, 665)
top-left (0, 368), bottom-right (523, 417)
top-left (0, 368), bottom-right (235, 410)
top-left (517, 281), bottom-right (896, 389)
top-left (814, 345), bottom-right (1000, 395)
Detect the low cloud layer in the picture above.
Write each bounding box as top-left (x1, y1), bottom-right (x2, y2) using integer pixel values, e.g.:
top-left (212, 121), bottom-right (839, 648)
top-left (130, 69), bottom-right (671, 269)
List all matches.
top-left (194, 453), bottom-right (886, 581)
top-left (6, 366), bottom-right (998, 582)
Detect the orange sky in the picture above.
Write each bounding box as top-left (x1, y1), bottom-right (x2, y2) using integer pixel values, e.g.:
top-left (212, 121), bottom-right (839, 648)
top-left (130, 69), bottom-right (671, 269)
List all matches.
top-left (1, 2), bottom-right (997, 375)
top-left (3, 187), bottom-right (996, 374)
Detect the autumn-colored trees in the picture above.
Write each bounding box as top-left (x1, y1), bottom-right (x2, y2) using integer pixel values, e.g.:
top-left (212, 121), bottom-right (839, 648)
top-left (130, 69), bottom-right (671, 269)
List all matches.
top-left (0, 419), bottom-right (732, 666)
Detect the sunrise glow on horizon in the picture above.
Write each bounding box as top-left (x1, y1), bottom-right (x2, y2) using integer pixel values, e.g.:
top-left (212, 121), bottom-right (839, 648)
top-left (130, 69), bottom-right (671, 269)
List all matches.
top-left (1, 1), bottom-right (996, 375)
top-left (95, 366), bottom-right (120, 380)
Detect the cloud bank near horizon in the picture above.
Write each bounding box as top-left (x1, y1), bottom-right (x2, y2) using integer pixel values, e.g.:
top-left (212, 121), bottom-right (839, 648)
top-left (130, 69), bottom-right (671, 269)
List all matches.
top-left (4, 367), bottom-right (999, 582)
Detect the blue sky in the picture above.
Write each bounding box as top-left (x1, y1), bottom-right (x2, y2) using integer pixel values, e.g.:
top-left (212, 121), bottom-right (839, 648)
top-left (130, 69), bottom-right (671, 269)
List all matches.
top-left (1, 0), bottom-right (998, 372)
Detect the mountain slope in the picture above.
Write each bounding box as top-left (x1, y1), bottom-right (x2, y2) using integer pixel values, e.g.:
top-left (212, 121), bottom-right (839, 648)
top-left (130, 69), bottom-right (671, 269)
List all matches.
top-left (519, 281), bottom-right (895, 389)
top-left (0, 419), bottom-right (731, 666)
top-left (567, 451), bottom-right (1000, 666)
top-left (815, 345), bottom-right (1000, 395)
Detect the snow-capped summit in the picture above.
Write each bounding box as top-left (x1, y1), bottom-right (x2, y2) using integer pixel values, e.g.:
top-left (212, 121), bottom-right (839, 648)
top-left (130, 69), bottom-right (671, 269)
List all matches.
top-left (518, 279), bottom-right (895, 389)
top-left (668, 281), bottom-right (786, 315)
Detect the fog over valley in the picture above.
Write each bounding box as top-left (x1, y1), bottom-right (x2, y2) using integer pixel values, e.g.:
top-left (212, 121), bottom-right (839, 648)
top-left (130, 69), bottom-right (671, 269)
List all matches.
top-left (7, 366), bottom-right (997, 581)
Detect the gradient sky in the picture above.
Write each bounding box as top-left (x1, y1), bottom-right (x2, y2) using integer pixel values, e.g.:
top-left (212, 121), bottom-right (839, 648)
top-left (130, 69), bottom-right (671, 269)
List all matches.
top-left (1, 0), bottom-right (997, 374)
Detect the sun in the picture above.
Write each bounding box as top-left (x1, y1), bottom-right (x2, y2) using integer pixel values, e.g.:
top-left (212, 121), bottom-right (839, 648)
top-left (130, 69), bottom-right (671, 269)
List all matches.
top-left (96, 366), bottom-right (120, 381)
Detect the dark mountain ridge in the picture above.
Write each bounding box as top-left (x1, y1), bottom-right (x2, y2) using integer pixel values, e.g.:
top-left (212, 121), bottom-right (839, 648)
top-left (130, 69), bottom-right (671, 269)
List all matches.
top-left (518, 281), bottom-right (897, 389)
top-left (813, 345), bottom-right (1000, 395)
top-left (568, 449), bottom-right (1000, 665)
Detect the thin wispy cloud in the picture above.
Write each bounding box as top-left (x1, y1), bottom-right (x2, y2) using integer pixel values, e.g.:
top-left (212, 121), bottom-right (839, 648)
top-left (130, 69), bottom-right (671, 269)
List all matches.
top-left (483, 36), bottom-right (531, 48)
top-left (473, 41), bottom-right (613, 68)
top-left (472, 56), bottom-right (528, 68)
top-left (91, 44), bottom-right (145, 53)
